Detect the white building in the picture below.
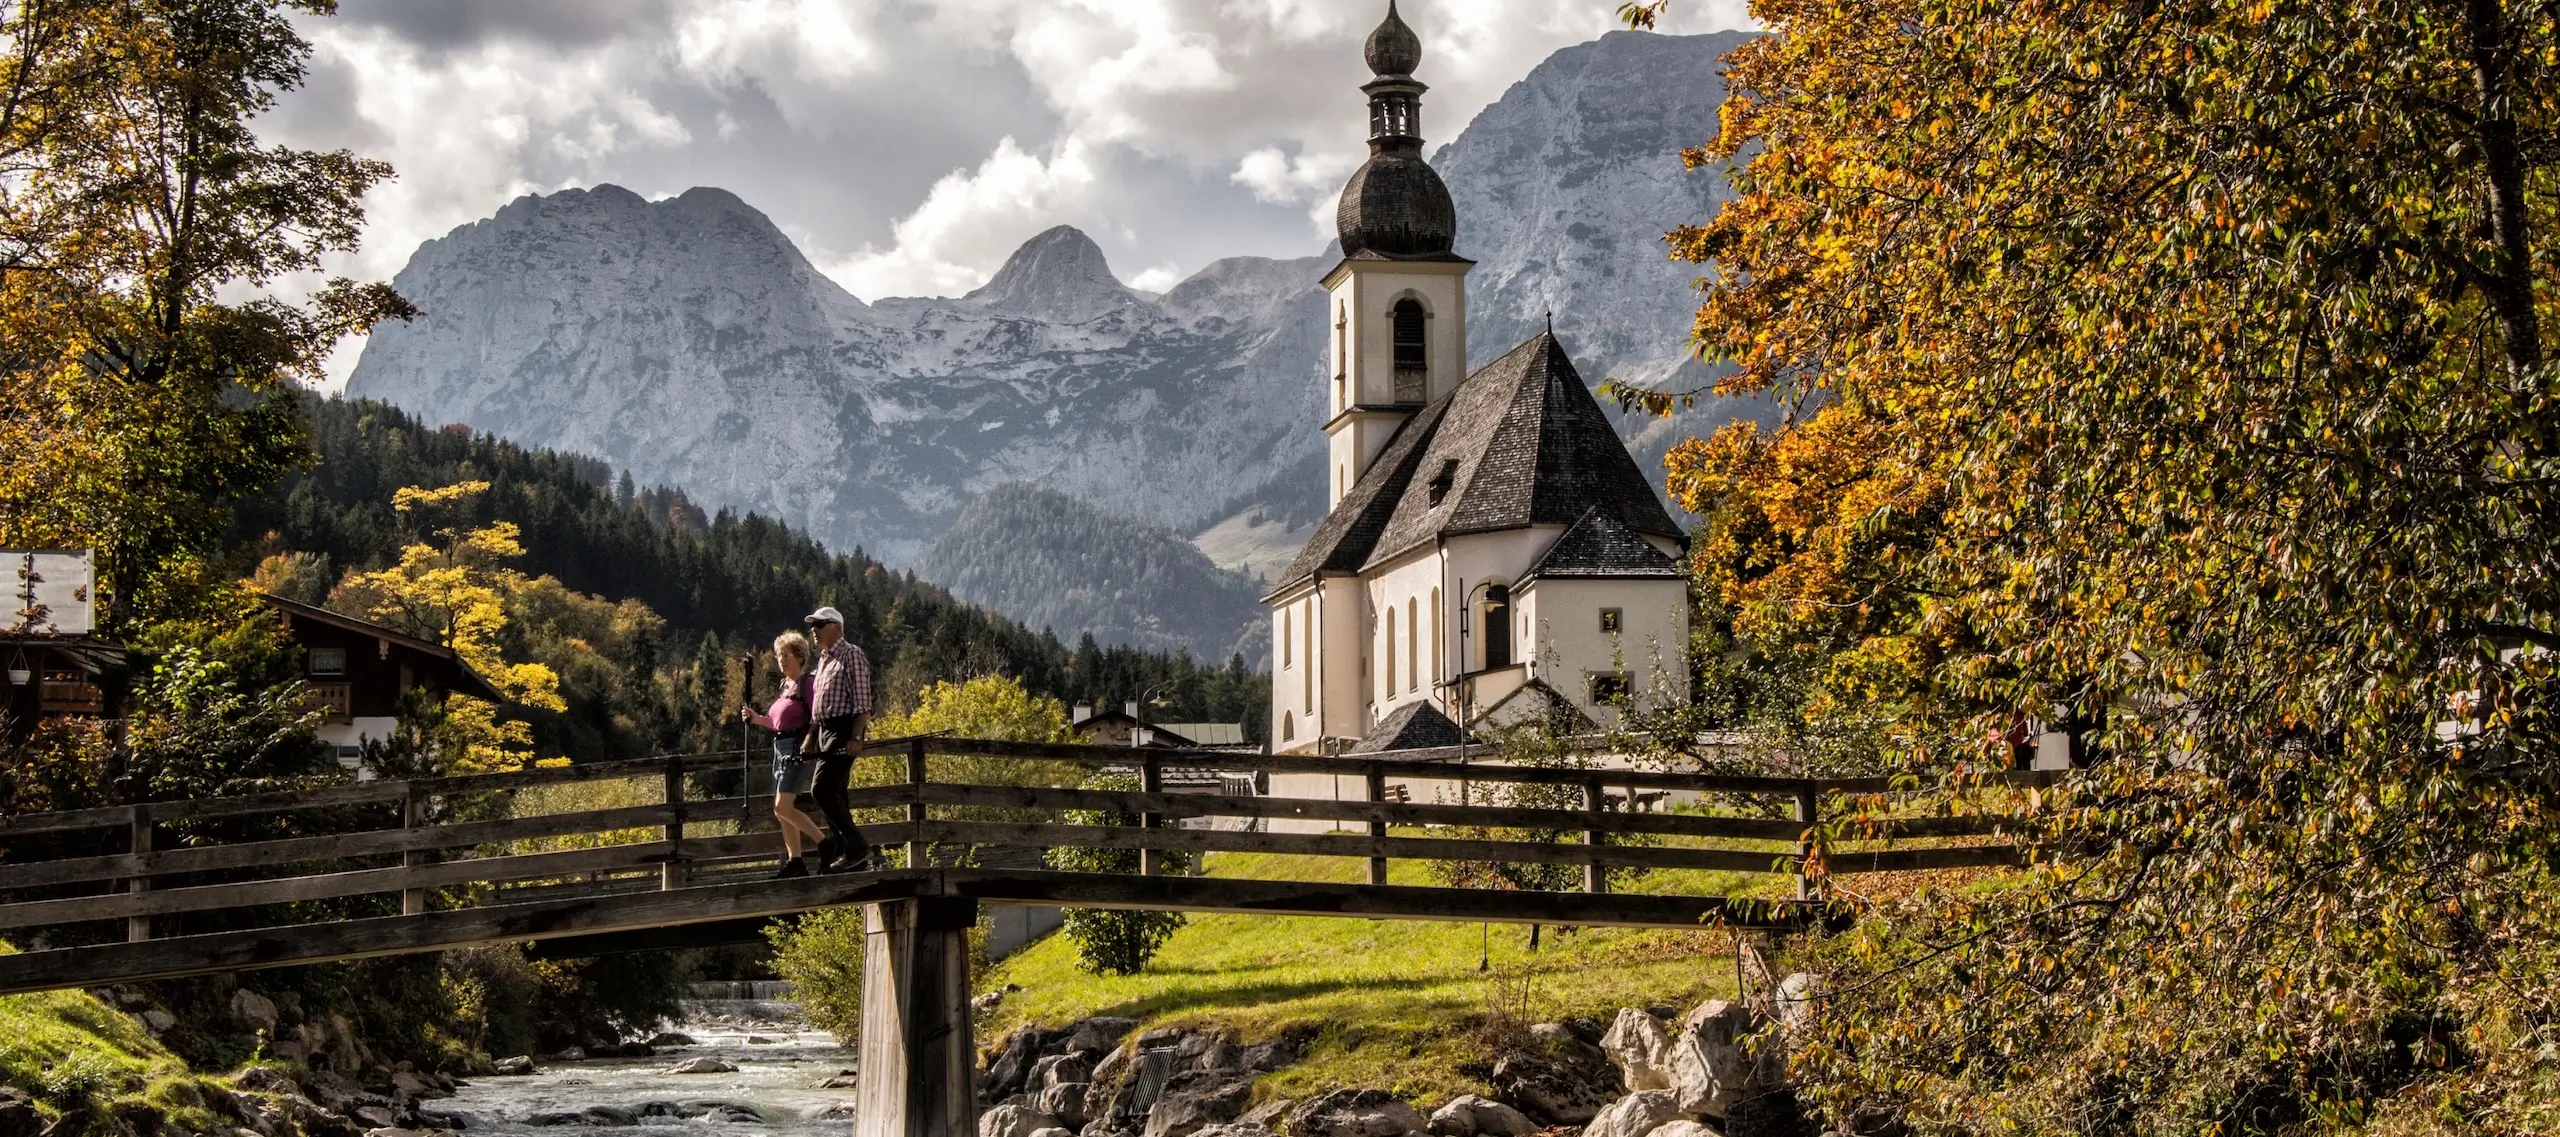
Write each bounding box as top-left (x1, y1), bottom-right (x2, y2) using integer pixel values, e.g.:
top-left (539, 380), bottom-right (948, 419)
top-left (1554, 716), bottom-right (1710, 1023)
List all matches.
top-left (1265, 3), bottom-right (1690, 755)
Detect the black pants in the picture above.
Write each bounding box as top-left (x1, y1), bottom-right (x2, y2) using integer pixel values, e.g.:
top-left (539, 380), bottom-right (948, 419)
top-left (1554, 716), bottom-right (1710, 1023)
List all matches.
top-left (809, 718), bottom-right (870, 865)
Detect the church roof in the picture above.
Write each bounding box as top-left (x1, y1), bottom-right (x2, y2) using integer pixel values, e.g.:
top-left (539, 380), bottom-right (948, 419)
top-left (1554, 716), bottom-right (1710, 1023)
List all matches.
top-left (1347, 700), bottom-right (1467, 754)
top-left (1520, 507), bottom-right (1686, 583)
top-left (1270, 332), bottom-right (1684, 594)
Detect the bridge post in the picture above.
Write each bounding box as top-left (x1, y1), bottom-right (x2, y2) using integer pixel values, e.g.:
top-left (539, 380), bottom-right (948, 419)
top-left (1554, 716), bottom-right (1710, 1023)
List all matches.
top-left (1364, 765), bottom-right (1387, 886)
top-left (402, 786), bottom-right (430, 915)
top-left (1793, 784), bottom-right (1820, 901)
top-left (1138, 753), bottom-right (1163, 877)
top-left (905, 738), bottom-right (928, 870)
top-left (1583, 776), bottom-right (1606, 895)
top-left (855, 895), bottom-right (978, 1137)
top-left (662, 752), bottom-right (687, 890)
top-left (125, 808), bottom-right (151, 943)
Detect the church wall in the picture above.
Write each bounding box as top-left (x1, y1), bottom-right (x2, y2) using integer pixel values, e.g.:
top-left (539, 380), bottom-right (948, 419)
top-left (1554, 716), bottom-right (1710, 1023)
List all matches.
top-left (1319, 574), bottom-right (1368, 742)
top-left (1268, 585), bottom-right (1322, 754)
top-left (1360, 547), bottom-right (1452, 724)
top-left (1515, 577), bottom-right (1691, 728)
top-left (1328, 264), bottom-right (1469, 410)
top-left (1437, 527), bottom-right (1562, 673)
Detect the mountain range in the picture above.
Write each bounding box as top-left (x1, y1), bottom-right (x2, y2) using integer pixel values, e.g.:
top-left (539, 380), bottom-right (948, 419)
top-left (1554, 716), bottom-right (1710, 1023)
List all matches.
top-left (346, 29), bottom-right (1765, 660)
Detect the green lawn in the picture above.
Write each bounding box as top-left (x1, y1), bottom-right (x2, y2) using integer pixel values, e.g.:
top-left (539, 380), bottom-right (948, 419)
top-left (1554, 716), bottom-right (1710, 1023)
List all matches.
top-left (0, 957), bottom-right (240, 1133)
top-left (980, 849), bottom-right (1772, 1103)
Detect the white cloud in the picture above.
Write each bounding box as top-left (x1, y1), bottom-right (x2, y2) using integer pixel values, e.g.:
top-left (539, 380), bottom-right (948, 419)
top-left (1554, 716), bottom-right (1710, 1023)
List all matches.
top-left (1232, 145), bottom-right (1355, 205)
top-left (819, 136), bottom-right (1101, 299)
top-left (672, 0), bottom-right (880, 85)
top-left (1127, 263), bottom-right (1186, 293)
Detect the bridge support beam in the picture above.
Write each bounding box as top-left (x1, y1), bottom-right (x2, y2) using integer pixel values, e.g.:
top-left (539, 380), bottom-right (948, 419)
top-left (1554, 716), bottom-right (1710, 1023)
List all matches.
top-left (856, 896), bottom-right (978, 1137)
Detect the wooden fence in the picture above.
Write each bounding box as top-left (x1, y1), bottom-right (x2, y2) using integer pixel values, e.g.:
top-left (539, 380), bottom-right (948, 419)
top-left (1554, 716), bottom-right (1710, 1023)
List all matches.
top-left (0, 737), bottom-right (2051, 954)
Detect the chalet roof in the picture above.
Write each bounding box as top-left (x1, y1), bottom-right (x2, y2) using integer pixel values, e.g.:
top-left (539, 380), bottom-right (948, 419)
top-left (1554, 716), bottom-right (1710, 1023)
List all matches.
top-left (1347, 700), bottom-right (1466, 754)
top-left (1271, 332), bottom-right (1683, 593)
top-left (258, 594), bottom-right (506, 703)
top-left (1520, 507), bottom-right (1685, 583)
top-left (1068, 711), bottom-right (1201, 749)
top-left (1157, 722), bottom-right (1248, 747)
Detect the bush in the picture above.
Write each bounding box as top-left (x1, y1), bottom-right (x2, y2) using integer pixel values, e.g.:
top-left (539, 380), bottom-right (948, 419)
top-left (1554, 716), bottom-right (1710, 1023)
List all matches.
top-left (1045, 771), bottom-right (1188, 975)
top-left (766, 908), bottom-right (867, 1041)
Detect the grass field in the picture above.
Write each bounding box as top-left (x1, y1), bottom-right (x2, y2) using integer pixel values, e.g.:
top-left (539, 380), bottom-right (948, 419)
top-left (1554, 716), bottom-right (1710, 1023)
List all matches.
top-left (978, 849), bottom-right (1778, 1103)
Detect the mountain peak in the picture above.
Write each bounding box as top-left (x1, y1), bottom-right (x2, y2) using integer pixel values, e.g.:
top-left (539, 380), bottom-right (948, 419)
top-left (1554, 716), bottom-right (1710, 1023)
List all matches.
top-left (964, 225), bottom-right (1144, 323)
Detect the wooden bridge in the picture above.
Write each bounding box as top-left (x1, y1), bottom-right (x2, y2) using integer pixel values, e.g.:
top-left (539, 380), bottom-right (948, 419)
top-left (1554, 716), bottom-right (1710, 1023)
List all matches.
top-left (0, 737), bottom-right (2040, 1137)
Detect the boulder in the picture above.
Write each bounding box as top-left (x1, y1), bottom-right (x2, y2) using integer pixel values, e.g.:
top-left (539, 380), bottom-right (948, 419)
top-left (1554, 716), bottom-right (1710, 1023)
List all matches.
top-left (818, 1076), bottom-right (861, 1090)
top-left (231, 1068), bottom-right (298, 1096)
top-left (647, 1032), bottom-right (698, 1047)
top-left (1034, 1054), bottom-right (1096, 1091)
top-left (1036, 1083), bottom-right (1092, 1130)
top-left (1283, 1089), bottom-right (1422, 1137)
top-left (743, 1036), bottom-right (778, 1045)
top-left (1582, 1091), bottom-right (1683, 1137)
top-left (1601, 1009), bottom-right (1675, 1092)
top-left (1773, 973), bottom-right (1818, 1031)
top-left (1489, 1046), bottom-right (1619, 1125)
top-left (549, 1047), bottom-right (585, 1064)
top-left (231, 991), bottom-right (280, 1034)
top-left (1140, 1079), bottom-right (1251, 1137)
top-left (489, 1057), bottom-right (537, 1077)
top-left (351, 1107), bottom-right (398, 1129)
top-left (979, 1103), bottom-right (1058, 1137)
top-left (1670, 1001), bottom-right (1785, 1120)
top-left (388, 1073), bottom-right (446, 1100)
top-left (1028, 1130), bottom-right (1074, 1137)
top-left (1426, 1095), bottom-right (1534, 1137)
top-left (1064, 1018), bottom-right (1140, 1055)
top-left (663, 1057), bottom-right (737, 1075)
top-left (140, 1010), bottom-right (178, 1034)
top-left (0, 1088), bottom-right (40, 1137)
top-left (578, 1106), bottom-right (637, 1126)
top-left (1651, 1124), bottom-right (1716, 1137)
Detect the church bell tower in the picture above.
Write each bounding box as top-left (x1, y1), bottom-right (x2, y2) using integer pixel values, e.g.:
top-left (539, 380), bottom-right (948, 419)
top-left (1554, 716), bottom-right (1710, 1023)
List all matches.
top-left (1322, 0), bottom-right (1471, 508)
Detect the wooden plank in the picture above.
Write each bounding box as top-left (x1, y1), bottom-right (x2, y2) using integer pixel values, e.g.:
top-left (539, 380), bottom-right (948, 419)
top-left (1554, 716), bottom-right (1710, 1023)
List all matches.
top-left (920, 738), bottom-right (1816, 794)
top-left (941, 869), bottom-right (1817, 930)
top-left (1815, 769), bottom-right (2065, 794)
top-left (1826, 845), bottom-right (2023, 874)
top-left (0, 870), bottom-right (935, 994)
top-left (0, 798), bottom-right (751, 891)
top-left (0, 841), bottom-right (685, 928)
top-left (917, 819), bottom-right (1799, 875)
top-left (0, 754), bottom-right (748, 837)
top-left (911, 783), bottom-right (1808, 841)
top-left (0, 866), bottom-right (1815, 994)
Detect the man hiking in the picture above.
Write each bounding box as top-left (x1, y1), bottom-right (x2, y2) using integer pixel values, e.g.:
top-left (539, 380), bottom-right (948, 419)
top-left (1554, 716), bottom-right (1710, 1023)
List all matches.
top-left (799, 605), bottom-right (874, 873)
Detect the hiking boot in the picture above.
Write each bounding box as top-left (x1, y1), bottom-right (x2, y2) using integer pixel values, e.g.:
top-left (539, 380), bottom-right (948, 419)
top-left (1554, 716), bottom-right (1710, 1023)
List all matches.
top-left (817, 835), bottom-right (843, 864)
top-left (824, 851), bottom-right (875, 874)
top-left (773, 856), bottom-right (810, 880)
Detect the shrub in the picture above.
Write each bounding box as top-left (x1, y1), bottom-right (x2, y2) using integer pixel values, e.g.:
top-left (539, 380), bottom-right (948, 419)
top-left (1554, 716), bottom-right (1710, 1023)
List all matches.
top-left (1045, 770), bottom-right (1188, 975)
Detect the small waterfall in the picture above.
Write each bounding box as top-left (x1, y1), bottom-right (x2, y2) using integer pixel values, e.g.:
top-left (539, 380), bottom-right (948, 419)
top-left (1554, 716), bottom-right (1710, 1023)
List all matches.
top-left (681, 981), bottom-right (803, 1029)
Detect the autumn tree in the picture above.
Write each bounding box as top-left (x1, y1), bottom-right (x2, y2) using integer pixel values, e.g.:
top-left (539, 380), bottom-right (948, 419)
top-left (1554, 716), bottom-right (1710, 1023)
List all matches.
top-left (1622, 0), bottom-right (2560, 1131)
top-left (0, 0), bottom-right (411, 625)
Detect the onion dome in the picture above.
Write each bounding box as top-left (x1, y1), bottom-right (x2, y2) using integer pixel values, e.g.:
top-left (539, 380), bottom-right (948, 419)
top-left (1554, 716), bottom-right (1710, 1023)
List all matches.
top-left (1363, 1), bottom-right (1422, 77)
top-left (1335, 2), bottom-right (1457, 259)
top-left (1336, 153), bottom-right (1456, 258)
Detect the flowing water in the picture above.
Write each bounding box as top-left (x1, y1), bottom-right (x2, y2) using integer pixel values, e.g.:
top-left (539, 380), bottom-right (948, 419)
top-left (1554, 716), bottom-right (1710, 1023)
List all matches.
top-left (441, 986), bottom-right (861, 1137)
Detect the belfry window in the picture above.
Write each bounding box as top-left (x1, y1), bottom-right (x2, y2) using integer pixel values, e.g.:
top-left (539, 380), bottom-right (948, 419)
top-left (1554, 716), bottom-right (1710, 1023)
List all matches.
top-left (1392, 299), bottom-right (1426, 403)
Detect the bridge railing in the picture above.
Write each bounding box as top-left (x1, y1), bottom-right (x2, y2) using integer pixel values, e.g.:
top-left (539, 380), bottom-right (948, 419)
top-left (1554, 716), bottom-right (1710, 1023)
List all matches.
top-left (0, 736), bottom-right (2053, 947)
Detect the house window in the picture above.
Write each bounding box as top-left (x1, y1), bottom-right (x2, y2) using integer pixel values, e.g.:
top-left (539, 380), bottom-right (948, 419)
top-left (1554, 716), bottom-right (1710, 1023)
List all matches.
top-left (1482, 585), bottom-right (1512, 669)
top-left (1599, 608), bottom-right (1623, 635)
top-left (1430, 587), bottom-right (1443, 680)
top-left (1383, 605), bottom-right (1397, 701)
top-left (1281, 711), bottom-right (1296, 742)
top-left (1281, 609), bottom-right (1292, 668)
top-left (1301, 602), bottom-right (1314, 710)
top-left (309, 648), bottom-right (346, 676)
top-left (1590, 673), bottom-right (1631, 704)
top-left (1407, 604), bottom-right (1419, 693)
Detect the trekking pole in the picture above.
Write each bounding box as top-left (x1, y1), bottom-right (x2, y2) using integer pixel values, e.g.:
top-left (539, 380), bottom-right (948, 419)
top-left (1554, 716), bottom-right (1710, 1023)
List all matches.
top-left (740, 651), bottom-right (756, 830)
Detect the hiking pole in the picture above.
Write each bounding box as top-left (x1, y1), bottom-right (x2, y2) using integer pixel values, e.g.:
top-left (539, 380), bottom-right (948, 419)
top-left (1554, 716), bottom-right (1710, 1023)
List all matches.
top-left (740, 651), bottom-right (756, 830)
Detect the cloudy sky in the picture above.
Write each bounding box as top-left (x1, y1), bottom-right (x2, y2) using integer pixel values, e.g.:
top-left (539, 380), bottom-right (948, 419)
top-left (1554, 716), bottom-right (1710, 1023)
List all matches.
top-left (267, 0), bottom-right (1749, 336)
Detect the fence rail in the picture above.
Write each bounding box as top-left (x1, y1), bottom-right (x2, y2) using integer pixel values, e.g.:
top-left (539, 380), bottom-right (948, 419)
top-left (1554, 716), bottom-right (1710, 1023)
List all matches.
top-left (0, 737), bottom-right (2045, 958)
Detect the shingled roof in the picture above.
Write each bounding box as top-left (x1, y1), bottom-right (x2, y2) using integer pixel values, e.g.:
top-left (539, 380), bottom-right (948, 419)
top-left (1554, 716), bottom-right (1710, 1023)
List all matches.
top-left (1347, 700), bottom-right (1467, 754)
top-left (1521, 507), bottom-right (1685, 582)
top-left (1270, 332), bottom-right (1683, 594)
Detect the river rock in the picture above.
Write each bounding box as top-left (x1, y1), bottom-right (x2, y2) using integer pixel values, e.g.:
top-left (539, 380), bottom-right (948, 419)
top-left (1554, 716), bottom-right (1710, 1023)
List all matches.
top-left (1142, 1078), bottom-right (1252, 1137)
top-left (389, 1072), bottom-right (447, 1100)
top-left (1582, 1091), bottom-right (1683, 1137)
top-left (1426, 1095), bottom-right (1535, 1137)
top-left (664, 1057), bottom-right (737, 1075)
top-left (1027, 1130), bottom-right (1074, 1137)
top-left (1651, 1123), bottom-right (1715, 1137)
top-left (1035, 1083), bottom-right (1091, 1129)
top-left (232, 991), bottom-right (280, 1033)
top-left (1064, 1018), bottom-right (1139, 1055)
top-left (549, 1048), bottom-right (585, 1063)
top-left (580, 1106), bottom-right (637, 1125)
top-left (140, 1010), bottom-right (178, 1033)
top-left (1601, 1009), bottom-right (1675, 1091)
top-left (818, 1076), bottom-right (860, 1090)
top-left (1034, 1053), bottom-right (1096, 1090)
top-left (362, 1128), bottom-right (452, 1137)
top-left (979, 1103), bottom-right (1057, 1137)
top-left (1283, 1090), bottom-right (1422, 1137)
top-left (351, 1107), bottom-right (398, 1129)
top-left (647, 1032), bottom-right (698, 1048)
top-left (490, 1057), bottom-right (536, 1077)
top-left (1670, 1001), bottom-right (1784, 1120)
top-left (743, 1036), bottom-right (778, 1045)
top-left (1489, 1033), bottom-right (1620, 1126)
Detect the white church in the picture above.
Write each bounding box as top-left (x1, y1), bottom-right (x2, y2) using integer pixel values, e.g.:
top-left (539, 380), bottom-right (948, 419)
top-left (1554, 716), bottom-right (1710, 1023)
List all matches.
top-left (1266, 3), bottom-right (1691, 756)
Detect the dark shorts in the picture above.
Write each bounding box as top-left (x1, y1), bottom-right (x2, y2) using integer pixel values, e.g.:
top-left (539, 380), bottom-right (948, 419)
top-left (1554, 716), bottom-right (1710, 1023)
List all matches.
top-left (771, 734), bottom-right (814, 795)
top-left (812, 717), bottom-right (861, 757)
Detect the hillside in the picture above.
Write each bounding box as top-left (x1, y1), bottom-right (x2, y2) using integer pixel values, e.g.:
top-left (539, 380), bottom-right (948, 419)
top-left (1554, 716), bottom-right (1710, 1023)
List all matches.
top-left (918, 487), bottom-right (1268, 661)
top-left (236, 397), bottom-right (1270, 744)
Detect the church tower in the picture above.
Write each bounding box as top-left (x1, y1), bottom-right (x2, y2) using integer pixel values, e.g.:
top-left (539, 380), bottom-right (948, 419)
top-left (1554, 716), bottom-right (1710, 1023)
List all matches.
top-left (1321, 1), bottom-right (1471, 508)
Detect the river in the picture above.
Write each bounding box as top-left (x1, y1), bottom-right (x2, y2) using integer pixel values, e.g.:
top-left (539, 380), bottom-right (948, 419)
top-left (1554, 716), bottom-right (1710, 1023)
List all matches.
top-left (439, 984), bottom-right (862, 1137)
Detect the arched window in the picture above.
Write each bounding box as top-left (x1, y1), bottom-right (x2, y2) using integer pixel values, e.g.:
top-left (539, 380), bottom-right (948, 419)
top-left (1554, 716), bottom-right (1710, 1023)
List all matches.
top-left (1483, 584), bottom-right (1512, 669)
top-left (1301, 602), bottom-right (1314, 709)
top-left (1391, 298), bottom-right (1427, 403)
top-left (1407, 604), bottom-right (1419, 692)
top-left (1281, 711), bottom-right (1296, 742)
top-left (1281, 608), bottom-right (1292, 668)
top-left (1430, 587), bottom-right (1443, 681)
top-left (1383, 604), bottom-right (1397, 702)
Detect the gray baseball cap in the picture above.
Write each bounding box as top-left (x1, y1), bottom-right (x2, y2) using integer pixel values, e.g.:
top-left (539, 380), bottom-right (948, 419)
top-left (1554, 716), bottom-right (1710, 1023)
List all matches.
top-left (803, 606), bottom-right (844, 626)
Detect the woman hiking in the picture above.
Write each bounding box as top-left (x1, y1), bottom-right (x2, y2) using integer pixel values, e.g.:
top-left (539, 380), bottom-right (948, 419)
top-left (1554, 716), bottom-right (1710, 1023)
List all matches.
top-left (742, 631), bottom-right (826, 877)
